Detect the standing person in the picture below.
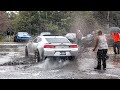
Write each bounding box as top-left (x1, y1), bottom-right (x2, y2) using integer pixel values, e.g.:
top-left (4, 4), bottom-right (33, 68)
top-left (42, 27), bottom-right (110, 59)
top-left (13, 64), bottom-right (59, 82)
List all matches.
top-left (76, 30), bottom-right (83, 46)
top-left (6, 30), bottom-right (10, 42)
top-left (111, 32), bottom-right (120, 54)
top-left (93, 30), bottom-right (108, 70)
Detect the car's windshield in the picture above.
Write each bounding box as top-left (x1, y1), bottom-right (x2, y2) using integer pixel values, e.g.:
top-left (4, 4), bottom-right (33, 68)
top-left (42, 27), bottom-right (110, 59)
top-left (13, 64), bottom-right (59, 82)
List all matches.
top-left (67, 33), bottom-right (76, 36)
top-left (45, 38), bottom-right (70, 43)
top-left (18, 32), bottom-right (29, 36)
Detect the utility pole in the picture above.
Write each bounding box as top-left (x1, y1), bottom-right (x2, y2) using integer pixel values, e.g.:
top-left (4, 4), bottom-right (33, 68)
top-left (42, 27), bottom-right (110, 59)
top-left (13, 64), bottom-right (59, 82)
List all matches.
top-left (107, 11), bottom-right (110, 33)
top-left (38, 11), bottom-right (40, 35)
top-left (46, 11), bottom-right (47, 20)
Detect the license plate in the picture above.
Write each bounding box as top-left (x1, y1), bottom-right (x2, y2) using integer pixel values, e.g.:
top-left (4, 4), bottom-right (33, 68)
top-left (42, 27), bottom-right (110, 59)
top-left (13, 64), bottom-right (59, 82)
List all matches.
top-left (60, 51), bottom-right (66, 55)
top-left (56, 46), bottom-right (68, 48)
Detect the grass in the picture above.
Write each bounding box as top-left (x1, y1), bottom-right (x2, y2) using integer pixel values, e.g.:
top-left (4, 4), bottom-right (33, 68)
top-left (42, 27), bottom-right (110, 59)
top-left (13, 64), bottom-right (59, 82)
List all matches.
top-left (0, 35), bottom-right (14, 42)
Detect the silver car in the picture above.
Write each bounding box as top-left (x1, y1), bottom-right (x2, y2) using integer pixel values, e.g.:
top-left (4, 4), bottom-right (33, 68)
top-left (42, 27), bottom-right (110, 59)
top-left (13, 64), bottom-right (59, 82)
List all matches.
top-left (25, 35), bottom-right (78, 62)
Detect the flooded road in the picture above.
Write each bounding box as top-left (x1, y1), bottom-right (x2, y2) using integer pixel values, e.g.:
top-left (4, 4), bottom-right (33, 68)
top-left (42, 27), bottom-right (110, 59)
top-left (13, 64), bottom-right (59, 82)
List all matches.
top-left (0, 42), bottom-right (120, 79)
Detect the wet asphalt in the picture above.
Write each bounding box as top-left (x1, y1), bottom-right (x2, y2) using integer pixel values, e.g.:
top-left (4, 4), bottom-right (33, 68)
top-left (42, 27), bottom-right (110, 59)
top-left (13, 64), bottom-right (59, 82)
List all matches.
top-left (0, 42), bottom-right (120, 79)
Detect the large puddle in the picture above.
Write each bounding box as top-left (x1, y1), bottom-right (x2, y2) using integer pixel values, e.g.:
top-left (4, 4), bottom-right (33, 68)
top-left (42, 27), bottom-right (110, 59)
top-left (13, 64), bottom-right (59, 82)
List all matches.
top-left (0, 43), bottom-right (26, 66)
top-left (1, 43), bottom-right (120, 75)
top-left (33, 58), bottom-right (71, 70)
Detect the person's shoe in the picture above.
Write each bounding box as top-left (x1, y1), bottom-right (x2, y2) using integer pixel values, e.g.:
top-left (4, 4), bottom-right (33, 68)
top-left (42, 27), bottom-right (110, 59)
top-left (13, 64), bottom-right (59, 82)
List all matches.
top-left (94, 67), bottom-right (101, 70)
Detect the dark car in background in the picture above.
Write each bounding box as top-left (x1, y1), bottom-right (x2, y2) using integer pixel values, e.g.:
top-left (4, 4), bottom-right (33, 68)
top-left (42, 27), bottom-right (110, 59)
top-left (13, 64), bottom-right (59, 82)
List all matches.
top-left (65, 33), bottom-right (95, 47)
top-left (14, 32), bottom-right (32, 42)
top-left (81, 34), bottom-right (95, 47)
top-left (105, 34), bottom-right (114, 47)
top-left (80, 33), bottom-right (114, 47)
top-left (65, 33), bottom-right (77, 43)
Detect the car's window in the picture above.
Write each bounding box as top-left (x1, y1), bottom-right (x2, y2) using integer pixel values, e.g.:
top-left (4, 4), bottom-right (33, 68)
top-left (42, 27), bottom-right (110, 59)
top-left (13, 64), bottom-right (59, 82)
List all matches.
top-left (37, 38), bottom-right (42, 42)
top-left (33, 38), bottom-right (38, 43)
top-left (33, 37), bottom-right (42, 43)
top-left (45, 38), bottom-right (70, 43)
top-left (40, 32), bottom-right (51, 36)
top-left (18, 32), bottom-right (29, 36)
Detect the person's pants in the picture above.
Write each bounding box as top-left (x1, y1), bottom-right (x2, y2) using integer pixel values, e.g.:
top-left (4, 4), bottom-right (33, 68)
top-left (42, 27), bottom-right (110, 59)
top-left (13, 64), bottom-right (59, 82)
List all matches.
top-left (6, 35), bottom-right (10, 42)
top-left (113, 42), bottom-right (120, 54)
top-left (97, 49), bottom-right (108, 68)
top-left (77, 39), bottom-right (80, 45)
top-left (77, 39), bottom-right (82, 46)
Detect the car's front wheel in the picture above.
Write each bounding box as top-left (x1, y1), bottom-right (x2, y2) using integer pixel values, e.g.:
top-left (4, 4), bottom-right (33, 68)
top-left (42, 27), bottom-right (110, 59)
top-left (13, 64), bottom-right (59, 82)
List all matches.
top-left (35, 50), bottom-right (41, 62)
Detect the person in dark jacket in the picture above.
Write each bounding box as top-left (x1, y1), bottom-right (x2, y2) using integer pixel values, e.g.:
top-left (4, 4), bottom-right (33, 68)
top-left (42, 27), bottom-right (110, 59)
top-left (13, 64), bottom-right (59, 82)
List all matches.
top-left (6, 30), bottom-right (11, 42)
top-left (76, 30), bottom-right (83, 46)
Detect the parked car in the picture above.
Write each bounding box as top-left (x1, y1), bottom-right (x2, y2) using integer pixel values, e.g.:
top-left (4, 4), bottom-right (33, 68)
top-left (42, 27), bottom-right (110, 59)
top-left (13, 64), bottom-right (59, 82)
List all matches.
top-left (65, 33), bottom-right (77, 43)
top-left (25, 35), bottom-right (78, 62)
top-left (105, 34), bottom-right (114, 47)
top-left (81, 34), bottom-right (95, 47)
top-left (14, 32), bottom-right (31, 42)
top-left (40, 32), bottom-right (51, 36)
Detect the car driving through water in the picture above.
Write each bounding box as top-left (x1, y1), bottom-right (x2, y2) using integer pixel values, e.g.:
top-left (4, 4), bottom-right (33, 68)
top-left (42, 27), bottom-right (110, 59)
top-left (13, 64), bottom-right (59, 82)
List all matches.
top-left (25, 35), bottom-right (78, 62)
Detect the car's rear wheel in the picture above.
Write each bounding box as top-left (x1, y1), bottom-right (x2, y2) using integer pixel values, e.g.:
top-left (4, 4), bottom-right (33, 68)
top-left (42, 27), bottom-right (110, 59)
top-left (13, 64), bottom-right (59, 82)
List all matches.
top-left (41, 52), bottom-right (45, 61)
top-left (25, 47), bottom-right (29, 57)
top-left (35, 50), bottom-right (41, 62)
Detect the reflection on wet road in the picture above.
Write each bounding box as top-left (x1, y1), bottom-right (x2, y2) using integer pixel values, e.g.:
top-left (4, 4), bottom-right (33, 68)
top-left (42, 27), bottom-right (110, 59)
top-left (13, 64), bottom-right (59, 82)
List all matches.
top-left (0, 43), bottom-right (120, 79)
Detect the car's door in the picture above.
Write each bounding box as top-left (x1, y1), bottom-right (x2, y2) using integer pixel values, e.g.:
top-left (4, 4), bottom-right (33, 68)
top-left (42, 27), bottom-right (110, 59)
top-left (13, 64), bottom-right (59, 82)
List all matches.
top-left (27, 37), bottom-right (37, 54)
top-left (27, 41), bottom-right (31, 51)
top-left (32, 37), bottom-right (45, 55)
top-left (29, 37), bottom-right (39, 54)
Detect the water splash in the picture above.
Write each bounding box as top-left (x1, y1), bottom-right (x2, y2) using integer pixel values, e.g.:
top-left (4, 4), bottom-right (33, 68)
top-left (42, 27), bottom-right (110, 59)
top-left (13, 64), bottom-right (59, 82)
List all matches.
top-left (35, 57), bottom-right (70, 70)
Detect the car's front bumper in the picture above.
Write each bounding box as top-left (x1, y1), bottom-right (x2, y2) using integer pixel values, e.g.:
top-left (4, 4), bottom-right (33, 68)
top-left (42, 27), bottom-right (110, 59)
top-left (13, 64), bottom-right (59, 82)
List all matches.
top-left (17, 37), bottom-right (31, 41)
